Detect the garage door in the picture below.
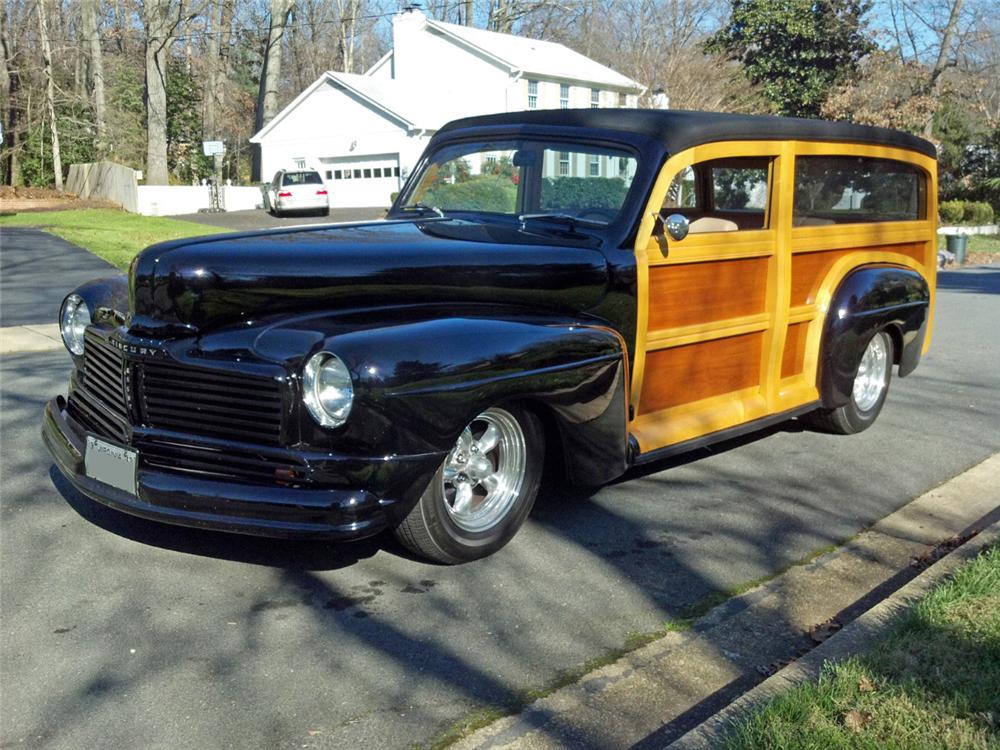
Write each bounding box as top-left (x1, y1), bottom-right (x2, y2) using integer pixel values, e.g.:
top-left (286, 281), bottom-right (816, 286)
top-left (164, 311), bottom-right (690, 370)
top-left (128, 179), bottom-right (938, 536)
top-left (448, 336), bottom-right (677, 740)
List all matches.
top-left (318, 154), bottom-right (401, 208)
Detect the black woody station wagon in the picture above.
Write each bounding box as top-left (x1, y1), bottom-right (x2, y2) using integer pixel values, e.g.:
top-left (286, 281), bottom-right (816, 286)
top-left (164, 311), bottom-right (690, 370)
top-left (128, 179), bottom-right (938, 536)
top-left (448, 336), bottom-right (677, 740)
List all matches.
top-left (44, 110), bottom-right (937, 563)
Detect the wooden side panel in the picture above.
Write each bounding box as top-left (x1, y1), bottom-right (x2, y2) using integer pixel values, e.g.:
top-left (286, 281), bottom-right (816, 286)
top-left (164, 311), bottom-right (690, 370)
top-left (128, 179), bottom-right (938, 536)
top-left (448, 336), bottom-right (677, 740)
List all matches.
top-left (648, 257), bottom-right (768, 331)
top-left (790, 242), bottom-right (926, 307)
top-left (638, 332), bottom-right (763, 414)
top-left (781, 321), bottom-right (809, 378)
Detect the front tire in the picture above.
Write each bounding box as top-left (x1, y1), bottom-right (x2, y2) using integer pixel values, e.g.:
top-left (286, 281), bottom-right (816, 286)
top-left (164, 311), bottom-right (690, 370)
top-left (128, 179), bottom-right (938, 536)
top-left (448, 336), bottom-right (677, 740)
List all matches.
top-left (808, 330), bottom-right (894, 434)
top-left (394, 405), bottom-right (543, 564)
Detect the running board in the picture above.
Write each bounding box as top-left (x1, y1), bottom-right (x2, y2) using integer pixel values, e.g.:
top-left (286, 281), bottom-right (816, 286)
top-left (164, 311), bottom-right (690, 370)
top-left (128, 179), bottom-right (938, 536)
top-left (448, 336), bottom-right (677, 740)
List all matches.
top-left (628, 402), bottom-right (820, 467)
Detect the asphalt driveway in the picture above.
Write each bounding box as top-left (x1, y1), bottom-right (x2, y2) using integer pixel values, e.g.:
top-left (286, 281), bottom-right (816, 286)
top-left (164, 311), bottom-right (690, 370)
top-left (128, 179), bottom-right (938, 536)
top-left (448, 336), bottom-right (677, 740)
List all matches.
top-left (175, 206), bottom-right (386, 232)
top-left (0, 228), bottom-right (114, 326)
top-left (2, 235), bottom-right (999, 748)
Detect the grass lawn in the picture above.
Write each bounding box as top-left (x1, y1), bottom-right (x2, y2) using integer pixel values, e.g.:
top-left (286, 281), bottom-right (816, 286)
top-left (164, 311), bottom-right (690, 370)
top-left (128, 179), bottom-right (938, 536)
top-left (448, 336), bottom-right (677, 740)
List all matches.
top-left (724, 542), bottom-right (1000, 749)
top-left (0, 208), bottom-right (226, 270)
top-left (967, 233), bottom-right (1000, 255)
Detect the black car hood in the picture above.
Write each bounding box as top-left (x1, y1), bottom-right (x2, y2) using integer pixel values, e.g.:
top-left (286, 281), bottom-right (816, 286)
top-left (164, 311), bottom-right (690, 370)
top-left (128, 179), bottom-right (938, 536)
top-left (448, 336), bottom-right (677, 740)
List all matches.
top-left (128, 219), bottom-right (609, 334)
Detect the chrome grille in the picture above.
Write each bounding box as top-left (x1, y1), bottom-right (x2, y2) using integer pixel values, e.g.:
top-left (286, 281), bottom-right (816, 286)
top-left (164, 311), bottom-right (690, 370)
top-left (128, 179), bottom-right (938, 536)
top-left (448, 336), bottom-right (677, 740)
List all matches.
top-left (66, 332), bottom-right (131, 442)
top-left (138, 362), bottom-right (284, 445)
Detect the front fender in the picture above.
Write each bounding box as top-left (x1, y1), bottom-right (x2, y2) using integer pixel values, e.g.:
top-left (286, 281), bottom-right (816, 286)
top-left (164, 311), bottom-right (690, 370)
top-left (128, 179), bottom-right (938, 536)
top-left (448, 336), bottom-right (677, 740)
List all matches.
top-left (274, 315), bottom-right (630, 487)
top-left (67, 274), bottom-right (130, 324)
top-left (819, 264), bottom-right (930, 409)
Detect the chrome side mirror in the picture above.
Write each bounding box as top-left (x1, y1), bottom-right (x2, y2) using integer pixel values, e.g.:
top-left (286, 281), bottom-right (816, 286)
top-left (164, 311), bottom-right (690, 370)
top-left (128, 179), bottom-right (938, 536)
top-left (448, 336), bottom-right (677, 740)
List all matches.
top-left (665, 213), bottom-right (689, 241)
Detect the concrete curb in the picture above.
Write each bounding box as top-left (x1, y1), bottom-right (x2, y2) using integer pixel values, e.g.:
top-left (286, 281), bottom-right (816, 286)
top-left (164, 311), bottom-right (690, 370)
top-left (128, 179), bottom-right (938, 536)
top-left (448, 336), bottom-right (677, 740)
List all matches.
top-left (447, 453), bottom-right (1000, 750)
top-left (667, 518), bottom-right (1000, 749)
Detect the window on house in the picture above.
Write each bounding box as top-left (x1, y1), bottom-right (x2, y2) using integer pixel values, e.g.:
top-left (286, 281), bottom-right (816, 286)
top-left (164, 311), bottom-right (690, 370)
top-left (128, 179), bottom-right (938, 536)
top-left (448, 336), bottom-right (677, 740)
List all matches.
top-left (589, 154), bottom-right (600, 177)
top-left (334, 170), bottom-right (342, 179)
top-left (363, 168), bottom-right (372, 178)
top-left (528, 80), bottom-right (538, 109)
top-left (353, 169), bottom-right (362, 178)
top-left (343, 170), bottom-right (352, 179)
top-left (618, 92), bottom-right (627, 107)
top-left (560, 84), bottom-right (570, 109)
top-left (325, 170), bottom-right (332, 180)
top-left (294, 158), bottom-right (306, 169)
top-left (373, 168), bottom-right (382, 178)
top-left (393, 167), bottom-right (400, 177)
top-left (558, 152), bottom-right (570, 176)
top-left (591, 89), bottom-right (600, 108)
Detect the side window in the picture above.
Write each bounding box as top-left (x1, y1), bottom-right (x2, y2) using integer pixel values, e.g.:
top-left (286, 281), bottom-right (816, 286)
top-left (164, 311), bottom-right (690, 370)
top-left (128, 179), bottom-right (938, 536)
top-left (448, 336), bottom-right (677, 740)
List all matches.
top-left (794, 156), bottom-right (925, 225)
top-left (710, 162), bottom-right (769, 212)
top-left (663, 166), bottom-right (698, 210)
top-left (661, 158), bottom-right (772, 231)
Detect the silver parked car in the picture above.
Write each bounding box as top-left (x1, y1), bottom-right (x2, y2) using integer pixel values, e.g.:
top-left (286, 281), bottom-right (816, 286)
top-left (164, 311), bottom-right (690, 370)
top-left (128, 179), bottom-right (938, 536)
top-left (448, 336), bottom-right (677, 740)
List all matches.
top-left (264, 169), bottom-right (330, 217)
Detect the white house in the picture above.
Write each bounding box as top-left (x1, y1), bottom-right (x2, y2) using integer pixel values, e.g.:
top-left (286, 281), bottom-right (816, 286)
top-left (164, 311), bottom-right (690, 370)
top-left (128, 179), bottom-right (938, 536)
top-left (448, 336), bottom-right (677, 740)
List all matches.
top-left (249, 8), bottom-right (645, 208)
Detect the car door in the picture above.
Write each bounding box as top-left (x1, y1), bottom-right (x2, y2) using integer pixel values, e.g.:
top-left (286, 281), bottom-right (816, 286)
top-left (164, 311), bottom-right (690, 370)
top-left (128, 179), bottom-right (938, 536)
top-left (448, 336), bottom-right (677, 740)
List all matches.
top-left (630, 142), bottom-right (793, 454)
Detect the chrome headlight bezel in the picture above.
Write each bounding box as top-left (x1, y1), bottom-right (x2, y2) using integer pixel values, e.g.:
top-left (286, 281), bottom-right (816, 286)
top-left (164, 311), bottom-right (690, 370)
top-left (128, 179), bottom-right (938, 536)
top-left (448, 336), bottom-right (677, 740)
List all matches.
top-left (302, 352), bottom-right (354, 428)
top-left (59, 294), bottom-right (91, 356)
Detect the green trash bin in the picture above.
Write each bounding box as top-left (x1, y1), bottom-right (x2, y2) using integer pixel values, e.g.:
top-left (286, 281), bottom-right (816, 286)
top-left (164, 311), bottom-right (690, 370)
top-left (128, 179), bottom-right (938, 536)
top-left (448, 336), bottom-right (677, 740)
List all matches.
top-left (946, 234), bottom-right (968, 264)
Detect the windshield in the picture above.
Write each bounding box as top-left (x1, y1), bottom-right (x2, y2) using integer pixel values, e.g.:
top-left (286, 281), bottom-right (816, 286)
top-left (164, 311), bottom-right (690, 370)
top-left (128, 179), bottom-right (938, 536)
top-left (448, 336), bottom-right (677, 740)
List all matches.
top-left (398, 139), bottom-right (639, 226)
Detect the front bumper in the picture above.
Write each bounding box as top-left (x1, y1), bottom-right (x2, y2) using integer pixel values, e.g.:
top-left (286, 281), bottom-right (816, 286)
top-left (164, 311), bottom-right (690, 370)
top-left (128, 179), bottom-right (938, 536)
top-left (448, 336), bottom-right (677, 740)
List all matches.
top-left (42, 396), bottom-right (439, 540)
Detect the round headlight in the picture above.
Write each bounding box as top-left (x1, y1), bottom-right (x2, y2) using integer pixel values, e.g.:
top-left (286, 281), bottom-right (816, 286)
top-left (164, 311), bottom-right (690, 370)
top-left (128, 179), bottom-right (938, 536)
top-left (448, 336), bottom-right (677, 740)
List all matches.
top-left (59, 294), bottom-right (91, 356)
top-left (302, 352), bottom-right (354, 428)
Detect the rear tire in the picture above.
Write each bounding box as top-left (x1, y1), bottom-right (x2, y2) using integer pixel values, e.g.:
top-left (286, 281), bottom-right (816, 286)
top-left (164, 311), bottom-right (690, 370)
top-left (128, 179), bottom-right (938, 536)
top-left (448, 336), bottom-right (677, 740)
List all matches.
top-left (394, 405), bottom-right (543, 564)
top-left (808, 330), bottom-right (894, 435)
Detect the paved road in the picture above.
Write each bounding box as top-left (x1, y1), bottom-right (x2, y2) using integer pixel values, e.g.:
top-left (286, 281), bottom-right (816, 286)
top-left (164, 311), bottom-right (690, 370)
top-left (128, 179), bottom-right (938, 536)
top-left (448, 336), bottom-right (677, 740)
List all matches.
top-left (176, 206), bottom-right (386, 231)
top-left (0, 228), bottom-right (114, 326)
top-left (2, 237), bottom-right (999, 748)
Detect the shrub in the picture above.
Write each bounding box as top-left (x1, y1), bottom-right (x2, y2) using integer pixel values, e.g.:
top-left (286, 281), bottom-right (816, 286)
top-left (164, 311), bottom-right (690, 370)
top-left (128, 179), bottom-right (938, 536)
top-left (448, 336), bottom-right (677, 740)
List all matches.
top-left (964, 201), bottom-right (995, 225)
top-left (939, 200), bottom-right (964, 224)
top-left (540, 177), bottom-right (629, 211)
top-left (422, 175), bottom-right (517, 213)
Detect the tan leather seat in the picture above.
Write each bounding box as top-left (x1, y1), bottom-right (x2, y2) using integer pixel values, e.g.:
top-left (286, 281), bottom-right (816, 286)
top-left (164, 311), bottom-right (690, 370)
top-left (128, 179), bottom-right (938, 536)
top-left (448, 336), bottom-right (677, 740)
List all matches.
top-left (688, 216), bottom-right (739, 233)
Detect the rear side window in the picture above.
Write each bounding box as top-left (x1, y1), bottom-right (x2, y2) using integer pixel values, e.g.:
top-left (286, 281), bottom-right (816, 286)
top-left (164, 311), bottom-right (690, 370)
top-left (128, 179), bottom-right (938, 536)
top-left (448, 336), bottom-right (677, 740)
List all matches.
top-left (794, 156), bottom-right (925, 225)
top-left (282, 171), bottom-right (323, 186)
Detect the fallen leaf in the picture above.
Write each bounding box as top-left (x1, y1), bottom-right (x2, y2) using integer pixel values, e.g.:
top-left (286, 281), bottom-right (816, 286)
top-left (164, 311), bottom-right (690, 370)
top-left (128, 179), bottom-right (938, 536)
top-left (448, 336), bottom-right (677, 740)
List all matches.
top-left (841, 709), bottom-right (872, 732)
top-left (808, 618), bottom-right (842, 643)
top-left (858, 676), bottom-right (876, 693)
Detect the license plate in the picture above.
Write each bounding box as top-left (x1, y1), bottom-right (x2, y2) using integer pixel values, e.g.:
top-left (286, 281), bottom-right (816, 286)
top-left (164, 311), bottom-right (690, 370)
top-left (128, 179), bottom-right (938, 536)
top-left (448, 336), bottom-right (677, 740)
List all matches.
top-left (85, 436), bottom-right (138, 496)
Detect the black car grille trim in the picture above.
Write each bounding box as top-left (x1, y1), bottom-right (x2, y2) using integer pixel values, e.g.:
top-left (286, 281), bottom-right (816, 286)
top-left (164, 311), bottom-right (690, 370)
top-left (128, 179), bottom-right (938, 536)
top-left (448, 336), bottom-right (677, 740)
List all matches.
top-left (66, 332), bottom-right (132, 443)
top-left (138, 362), bottom-right (284, 446)
top-left (139, 441), bottom-right (306, 486)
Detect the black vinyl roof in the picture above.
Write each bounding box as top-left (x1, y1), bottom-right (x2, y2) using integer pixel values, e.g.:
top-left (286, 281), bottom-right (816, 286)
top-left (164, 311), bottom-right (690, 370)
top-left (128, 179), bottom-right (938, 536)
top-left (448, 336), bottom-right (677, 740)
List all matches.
top-left (436, 109), bottom-right (937, 159)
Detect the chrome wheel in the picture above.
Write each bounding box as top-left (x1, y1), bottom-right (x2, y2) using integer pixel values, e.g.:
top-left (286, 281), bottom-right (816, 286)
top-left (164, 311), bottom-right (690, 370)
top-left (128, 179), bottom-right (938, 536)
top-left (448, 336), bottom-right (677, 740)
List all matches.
top-left (441, 407), bottom-right (527, 533)
top-left (852, 333), bottom-right (889, 412)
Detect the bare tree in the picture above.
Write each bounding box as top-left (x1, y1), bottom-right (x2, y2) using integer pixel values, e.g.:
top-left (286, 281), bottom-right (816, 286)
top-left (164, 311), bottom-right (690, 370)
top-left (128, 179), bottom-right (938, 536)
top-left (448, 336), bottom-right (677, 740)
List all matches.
top-left (82, 0), bottom-right (108, 155)
top-left (335, 0), bottom-right (360, 74)
top-left (144, 0), bottom-right (184, 184)
top-left (252, 0), bottom-right (293, 180)
top-left (37, 0), bottom-right (62, 190)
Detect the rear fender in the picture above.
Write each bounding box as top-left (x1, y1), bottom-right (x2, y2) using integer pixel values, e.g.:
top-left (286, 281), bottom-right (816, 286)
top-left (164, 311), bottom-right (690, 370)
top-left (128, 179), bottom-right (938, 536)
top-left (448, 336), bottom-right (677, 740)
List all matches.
top-left (818, 265), bottom-right (930, 409)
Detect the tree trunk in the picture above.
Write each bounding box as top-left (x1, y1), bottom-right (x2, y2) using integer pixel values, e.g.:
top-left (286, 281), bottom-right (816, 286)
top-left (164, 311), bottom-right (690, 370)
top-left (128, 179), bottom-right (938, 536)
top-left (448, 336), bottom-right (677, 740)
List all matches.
top-left (82, 0), bottom-right (107, 155)
top-left (923, 0), bottom-right (964, 138)
top-left (335, 0), bottom-right (359, 74)
top-left (0, 7), bottom-right (11, 184)
top-left (37, 0), bottom-right (63, 191)
top-left (252, 0), bottom-right (293, 181)
top-left (144, 0), bottom-right (175, 185)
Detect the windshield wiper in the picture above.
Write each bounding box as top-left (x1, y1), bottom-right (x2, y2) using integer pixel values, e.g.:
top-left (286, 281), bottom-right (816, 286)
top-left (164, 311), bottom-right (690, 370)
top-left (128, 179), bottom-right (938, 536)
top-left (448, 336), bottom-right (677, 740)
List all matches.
top-left (399, 202), bottom-right (445, 218)
top-left (518, 213), bottom-right (606, 232)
